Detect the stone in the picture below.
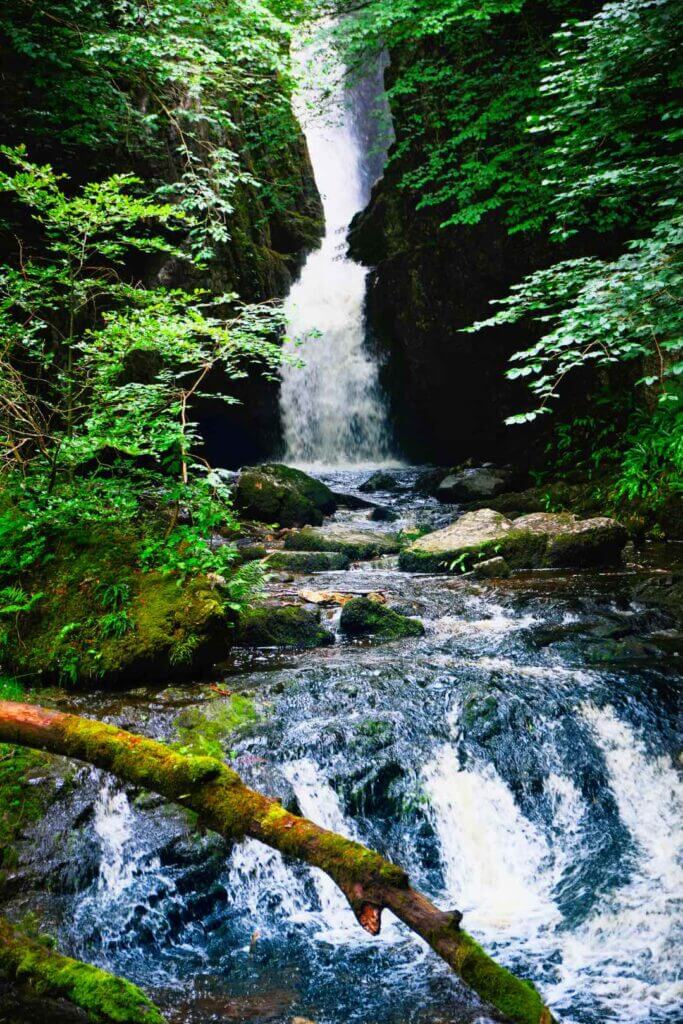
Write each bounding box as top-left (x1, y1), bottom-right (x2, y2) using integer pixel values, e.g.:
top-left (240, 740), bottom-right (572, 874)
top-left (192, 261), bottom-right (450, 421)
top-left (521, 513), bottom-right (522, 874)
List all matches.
top-left (265, 550), bottom-right (350, 572)
top-left (358, 470), bottom-right (397, 493)
top-left (473, 556), bottom-right (511, 579)
top-left (299, 589), bottom-right (386, 606)
top-left (436, 465), bottom-right (511, 503)
top-left (339, 597), bottom-right (425, 640)
top-left (284, 525), bottom-right (401, 560)
top-left (399, 507), bottom-right (627, 573)
top-left (368, 505), bottom-right (398, 522)
top-left (233, 464), bottom-right (336, 527)
top-left (234, 605), bottom-right (334, 648)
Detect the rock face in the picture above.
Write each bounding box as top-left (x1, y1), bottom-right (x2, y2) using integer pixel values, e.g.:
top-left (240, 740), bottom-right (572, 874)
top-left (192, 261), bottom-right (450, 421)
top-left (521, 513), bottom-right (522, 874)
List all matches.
top-left (437, 466), bottom-right (512, 503)
top-left (399, 508), bottom-right (627, 572)
top-left (339, 597), bottom-right (425, 640)
top-left (234, 605), bottom-right (334, 648)
top-left (284, 526), bottom-right (401, 560)
top-left (233, 464), bottom-right (336, 527)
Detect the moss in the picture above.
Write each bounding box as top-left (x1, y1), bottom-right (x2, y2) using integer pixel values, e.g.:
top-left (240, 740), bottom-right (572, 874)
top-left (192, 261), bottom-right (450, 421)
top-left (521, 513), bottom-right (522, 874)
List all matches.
top-left (398, 531), bottom-right (547, 573)
top-left (0, 742), bottom-right (54, 882)
top-left (265, 550), bottom-right (350, 572)
top-left (284, 527), bottom-right (400, 560)
top-left (234, 605), bottom-right (334, 648)
top-left (0, 916), bottom-right (165, 1023)
top-left (339, 598), bottom-right (425, 640)
top-left (174, 696), bottom-right (259, 758)
top-left (454, 931), bottom-right (550, 1024)
top-left (4, 524), bottom-right (228, 688)
top-left (233, 465), bottom-right (336, 528)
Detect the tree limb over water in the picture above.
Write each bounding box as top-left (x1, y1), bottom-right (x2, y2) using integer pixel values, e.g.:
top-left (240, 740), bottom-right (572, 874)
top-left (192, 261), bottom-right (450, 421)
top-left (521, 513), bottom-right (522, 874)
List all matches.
top-left (0, 700), bottom-right (556, 1024)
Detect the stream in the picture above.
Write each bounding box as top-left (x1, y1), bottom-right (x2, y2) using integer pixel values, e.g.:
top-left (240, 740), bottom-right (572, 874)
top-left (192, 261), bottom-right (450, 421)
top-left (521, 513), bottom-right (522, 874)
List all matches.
top-left (15, 469), bottom-right (681, 1024)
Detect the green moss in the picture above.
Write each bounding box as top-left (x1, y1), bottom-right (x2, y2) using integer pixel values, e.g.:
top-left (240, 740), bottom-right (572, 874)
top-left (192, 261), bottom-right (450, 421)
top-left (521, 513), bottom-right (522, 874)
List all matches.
top-left (3, 524), bottom-right (228, 687)
top-left (454, 931), bottom-right (549, 1024)
top-left (284, 527), bottom-right (400, 560)
top-left (339, 598), bottom-right (425, 640)
top-left (398, 531), bottom-right (547, 573)
top-left (174, 696), bottom-right (259, 758)
top-left (266, 550), bottom-right (350, 572)
top-left (233, 465), bottom-right (336, 528)
top-left (0, 916), bottom-right (165, 1023)
top-left (0, 743), bottom-right (54, 880)
top-left (234, 605), bottom-right (334, 648)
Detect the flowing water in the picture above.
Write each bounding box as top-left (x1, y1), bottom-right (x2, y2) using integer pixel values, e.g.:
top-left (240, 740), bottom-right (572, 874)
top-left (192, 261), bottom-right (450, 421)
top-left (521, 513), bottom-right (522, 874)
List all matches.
top-left (279, 37), bottom-right (392, 467)
top-left (30, 469), bottom-right (680, 1024)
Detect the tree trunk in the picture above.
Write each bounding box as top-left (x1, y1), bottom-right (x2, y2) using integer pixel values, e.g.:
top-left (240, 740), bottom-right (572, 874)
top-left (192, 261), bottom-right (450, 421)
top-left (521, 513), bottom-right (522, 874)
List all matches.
top-left (0, 915), bottom-right (165, 1024)
top-left (0, 699), bottom-right (557, 1024)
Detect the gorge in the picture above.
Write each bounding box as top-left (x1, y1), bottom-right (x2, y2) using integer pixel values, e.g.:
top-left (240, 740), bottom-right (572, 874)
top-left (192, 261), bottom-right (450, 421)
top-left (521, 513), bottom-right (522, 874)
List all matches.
top-left (0, 4), bottom-right (680, 1024)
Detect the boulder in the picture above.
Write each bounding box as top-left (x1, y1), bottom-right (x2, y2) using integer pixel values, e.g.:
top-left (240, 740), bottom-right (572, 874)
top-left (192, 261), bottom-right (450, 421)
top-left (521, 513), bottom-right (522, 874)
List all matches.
top-left (234, 605), bottom-right (334, 647)
top-left (399, 508), bottom-right (626, 573)
top-left (358, 470), bottom-right (397, 493)
top-left (436, 465), bottom-right (511, 503)
top-left (265, 550), bottom-right (350, 572)
top-left (284, 526), bottom-right (401, 560)
top-left (339, 597), bottom-right (425, 640)
top-left (369, 505), bottom-right (398, 522)
top-left (233, 464), bottom-right (336, 527)
top-left (473, 556), bottom-right (511, 579)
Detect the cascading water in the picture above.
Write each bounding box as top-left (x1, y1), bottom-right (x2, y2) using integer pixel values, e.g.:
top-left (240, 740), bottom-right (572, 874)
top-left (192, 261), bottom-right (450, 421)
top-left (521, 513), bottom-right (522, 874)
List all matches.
top-left (42, 468), bottom-right (681, 1024)
top-left (279, 37), bottom-right (391, 467)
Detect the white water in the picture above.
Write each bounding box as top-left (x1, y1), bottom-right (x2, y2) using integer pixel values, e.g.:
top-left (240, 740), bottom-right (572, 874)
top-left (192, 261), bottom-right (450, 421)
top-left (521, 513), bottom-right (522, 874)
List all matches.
top-left (279, 37), bottom-right (391, 466)
top-left (93, 777), bottom-right (145, 896)
top-left (423, 745), bottom-right (560, 942)
top-left (549, 704), bottom-right (683, 1020)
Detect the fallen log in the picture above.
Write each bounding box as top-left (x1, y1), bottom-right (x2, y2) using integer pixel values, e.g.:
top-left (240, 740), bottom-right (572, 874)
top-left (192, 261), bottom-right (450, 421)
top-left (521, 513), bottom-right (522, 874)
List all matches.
top-left (0, 700), bottom-right (556, 1024)
top-left (0, 915), bottom-right (166, 1023)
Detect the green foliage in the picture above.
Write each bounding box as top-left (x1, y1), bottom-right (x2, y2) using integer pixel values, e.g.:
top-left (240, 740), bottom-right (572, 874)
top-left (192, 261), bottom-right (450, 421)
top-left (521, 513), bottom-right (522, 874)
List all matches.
top-left (0, 0), bottom-right (303, 256)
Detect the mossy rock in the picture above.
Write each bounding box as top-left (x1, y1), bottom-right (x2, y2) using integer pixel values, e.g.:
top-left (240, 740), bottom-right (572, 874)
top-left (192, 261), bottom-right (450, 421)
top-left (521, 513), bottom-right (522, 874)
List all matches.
top-left (399, 508), bottom-right (626, 573)
top-left (339, 597), bottom-right (425, 640)
top-left (4, 526), bottom-right (231, 689)
top-left (358, 471), bottom-right (397, 493)
top-left (234, 605), bottom-right (334, 648)
top-left (232, 464), bottom-right (336, 527)
top-left (266, 550), bottom-right (350, 572)
top-left (284, 526), bottom-right (401, 560)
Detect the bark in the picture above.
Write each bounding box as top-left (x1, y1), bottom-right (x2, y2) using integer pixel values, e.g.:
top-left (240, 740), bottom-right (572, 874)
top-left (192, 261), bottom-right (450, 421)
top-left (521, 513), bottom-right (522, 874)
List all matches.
top-left (0, 700), bottom-right (557, 1024)
top-left (0, 915), bottom-right (165, 1024)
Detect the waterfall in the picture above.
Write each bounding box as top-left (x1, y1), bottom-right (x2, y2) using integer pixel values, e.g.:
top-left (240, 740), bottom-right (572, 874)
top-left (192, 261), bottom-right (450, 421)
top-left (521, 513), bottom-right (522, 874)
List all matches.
top-left (548, 704), bottom-right (683, 1019)
top-left (279, 36), bottom-right (391, 467)
top-left (422, 745), bottom-right (560, 943)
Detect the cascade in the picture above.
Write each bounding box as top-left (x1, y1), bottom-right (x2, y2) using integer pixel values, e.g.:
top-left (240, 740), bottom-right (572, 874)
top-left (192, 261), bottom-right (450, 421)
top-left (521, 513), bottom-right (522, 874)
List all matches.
top-left (279, 37), bottom-right (391, 467)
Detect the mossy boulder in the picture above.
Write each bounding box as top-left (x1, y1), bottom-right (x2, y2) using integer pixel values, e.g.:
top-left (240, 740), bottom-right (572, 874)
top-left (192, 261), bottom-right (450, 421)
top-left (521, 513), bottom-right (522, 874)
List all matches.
top-left (284, 526), bottom-right (401, 560)
top-left (232, 464), bottom-right (336, 527)
top-left (399, 508), bottom-right (627, 573)
top-left (436, 465), bottom-right (511, 503)
top-left (234, 605), bottom-right (334, 648)
top-left (3, 527), bottom-right (231, 688)
top-left (339, 597), bottom-right (425, 640)
top-left (358, 471), bottom-right (398, 493)
top-left (265, 550), bottom-right (350, 572)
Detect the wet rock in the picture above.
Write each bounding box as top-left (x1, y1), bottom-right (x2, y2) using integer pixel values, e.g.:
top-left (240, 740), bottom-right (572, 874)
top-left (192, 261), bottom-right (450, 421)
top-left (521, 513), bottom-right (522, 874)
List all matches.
top-left (233, 464), bottom-right (336, 527)
top-left (265, 550), bottom-right (350, 572)
top-left (436, 465), bottom-right (511, 503)
top-left (369, 504), bottom-right (398, 522)
top-left (358, 470), bottom-right (397, 493)
top-left (284, 526), bottom-right (401, 560)
top-left (331, 490), bottom-right (377, 510)
top-left (234, 605), bottom-right (334, 648)
top-left (339, 597), bottom-right (425, 639)
top-left (413, 467), bottom-right (448, 495)
top-left (299, 589), bottom-right (385, 606)
top-left (473, 556), bottom-right (511, 579)
top-left (399, 508), bottom-right (627, 572)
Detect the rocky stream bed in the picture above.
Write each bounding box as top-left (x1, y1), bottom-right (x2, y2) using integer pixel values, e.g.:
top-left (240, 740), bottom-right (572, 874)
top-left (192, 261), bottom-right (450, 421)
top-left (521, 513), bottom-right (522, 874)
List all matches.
top-left (2, 468), bottom-right (681, 1024)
